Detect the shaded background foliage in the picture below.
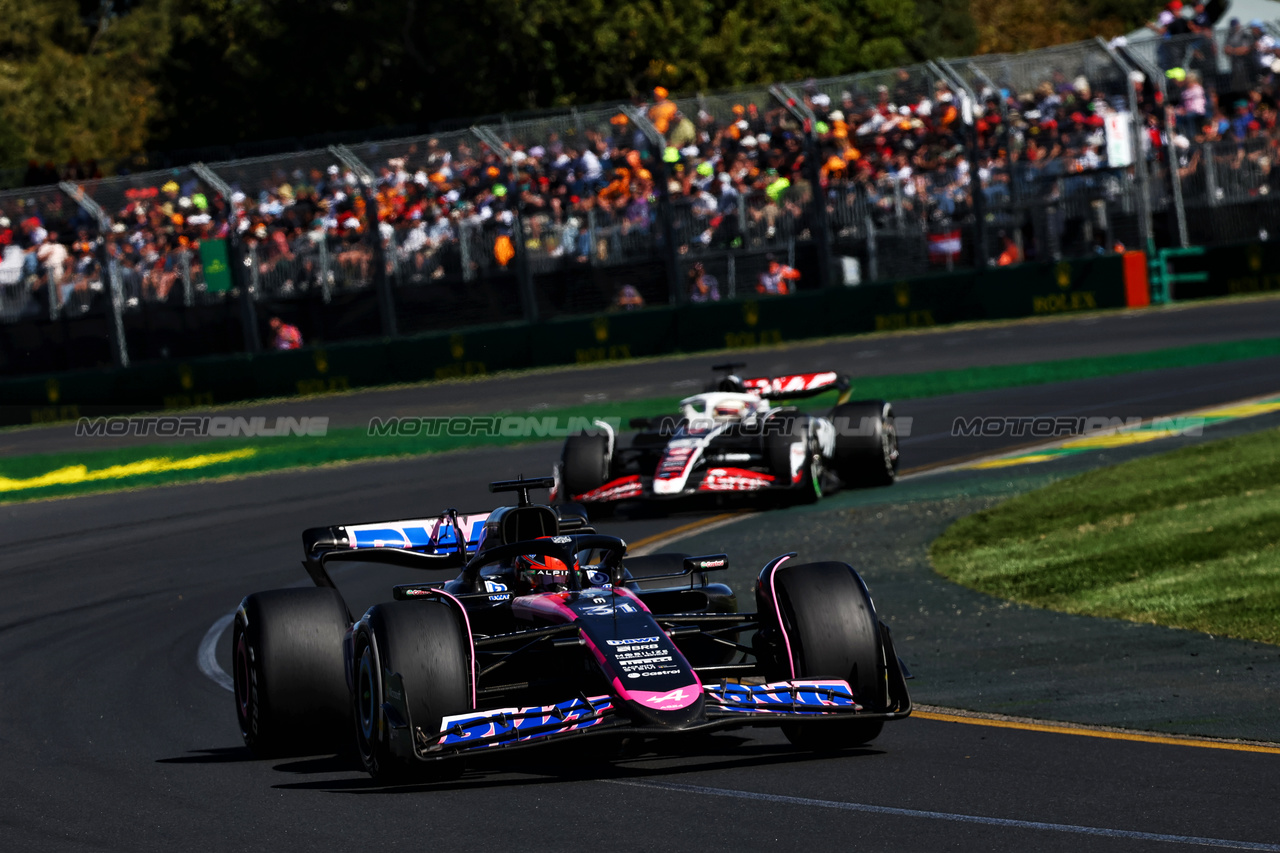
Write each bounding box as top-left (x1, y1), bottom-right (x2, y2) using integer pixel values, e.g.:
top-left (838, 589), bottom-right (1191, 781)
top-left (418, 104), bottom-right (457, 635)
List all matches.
top-left (0, 0), bottom-right (1157, 170)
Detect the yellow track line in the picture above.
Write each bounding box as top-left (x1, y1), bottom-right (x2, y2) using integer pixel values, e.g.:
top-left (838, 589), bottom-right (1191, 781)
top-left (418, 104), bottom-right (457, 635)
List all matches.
top-left (913, 708), bottom-right (1280, 755)
top-left (626, 513), bottom-right (744, 553)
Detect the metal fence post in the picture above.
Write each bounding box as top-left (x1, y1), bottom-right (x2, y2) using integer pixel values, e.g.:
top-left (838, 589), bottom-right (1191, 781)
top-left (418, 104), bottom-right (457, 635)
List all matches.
top-left (1204, 142), bottom-right (1218, 206)
top-left (192, 162), bottom-right (260, 353)
top-left (937, 59), bottom-right (990, 265)
top-left (967, 60), bottom-right (1023, 258)
top-left (58, 181), bottom-right (128, 367)
top-left (460, 220), bottom-right (476, 282)
top-left (44, 261), bottom-right (58, 322)
top-left (317, 238), bottom-right (333, 302)
top-left (621, 106), bottom-right (683, 304)
top-left (1119, 42), bottom-right (1189, 248)
top-left (865, 215), bottom-right (879, 281)
top-left (180, 250), bottom-right (194, 306)
top-left (470, 126), bottom-right (538, 322)
top-left (331, 145), bottom-right (397, 337)
top-left (772, 83), bottom-right (833, 288)
top-left (893, 177), bottom-right (904, 228)
top-left (1099, 37), bottom-right (1156, 256)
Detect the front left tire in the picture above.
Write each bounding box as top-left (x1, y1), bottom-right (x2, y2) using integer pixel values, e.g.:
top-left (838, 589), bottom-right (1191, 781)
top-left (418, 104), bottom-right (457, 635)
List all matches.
top-left (761, 561), bottom-right (888, 749)
top-left (353, 599), bottom-right (471, 783)
top-left (232, 587), bottom-right (350, 757)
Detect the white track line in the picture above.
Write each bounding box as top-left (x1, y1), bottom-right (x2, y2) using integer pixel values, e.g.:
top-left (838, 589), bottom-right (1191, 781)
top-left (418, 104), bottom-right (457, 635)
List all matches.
top-left (605, 779), bottom-right (1280, 851)
top-left (198, 613), bottom-right (235, 692)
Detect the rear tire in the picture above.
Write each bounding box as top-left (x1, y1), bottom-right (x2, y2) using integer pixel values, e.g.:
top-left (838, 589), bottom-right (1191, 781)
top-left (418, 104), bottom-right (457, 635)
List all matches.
top-left (831, 401), bottom-right (898, 488)
top-left (232, 588), bottom-right (350, 757)
top-left (766, 561), bottom-right (886, 749)
top-left (561, 433), bottom-right (612, 497)
top-left (764, 415), bottom-right (821, 505)
top-left (353, 600), bottom-right (471, 783)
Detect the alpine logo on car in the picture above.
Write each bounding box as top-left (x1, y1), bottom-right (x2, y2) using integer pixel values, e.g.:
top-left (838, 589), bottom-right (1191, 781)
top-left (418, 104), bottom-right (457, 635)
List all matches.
top-left (630, 687), bottom-right (701, 710)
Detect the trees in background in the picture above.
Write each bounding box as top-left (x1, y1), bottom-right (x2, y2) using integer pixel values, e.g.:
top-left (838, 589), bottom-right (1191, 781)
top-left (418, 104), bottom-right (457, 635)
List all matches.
top-left (969, 0), bottom-right (1155, 53)
top-left (0, 0), bottom-right (169, 168)
top-left (0, 0), bottom-right (1158, 170)
top-left (155, 0), bottom-right (924, 148)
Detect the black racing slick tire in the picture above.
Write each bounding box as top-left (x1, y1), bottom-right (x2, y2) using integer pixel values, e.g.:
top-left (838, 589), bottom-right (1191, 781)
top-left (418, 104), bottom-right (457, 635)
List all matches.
top-left (232, 587), bottom-right (350, 757)
top-left (353, 599), bottom-right (471, 783)
top-left (768, 561), bottom-right (887, 749)
top-left (764, 415), bottom-right (822, 505)
top-left (561, 433), bottom-right (611, 497)
top-left (831, 400), bottom-right (898, 488)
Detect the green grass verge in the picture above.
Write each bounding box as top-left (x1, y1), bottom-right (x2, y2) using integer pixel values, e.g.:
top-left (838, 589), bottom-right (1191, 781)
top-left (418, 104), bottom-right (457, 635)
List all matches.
top-left (930, 426), bottom-right (1280, 645)
top-left (4, 334), bottom-right (1280, 504)
top-left (0, 396), bottom-right (688, 504)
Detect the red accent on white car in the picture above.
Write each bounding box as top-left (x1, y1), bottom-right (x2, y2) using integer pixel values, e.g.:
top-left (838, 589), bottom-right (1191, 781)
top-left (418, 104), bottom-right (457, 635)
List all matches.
top-left (655, 445), bottom-right (696, 480)
top-left (572, 475), bottom-right (644, 503)
top-left (699, 467), bottom-right (776, 492)
top-left (742, 372), bottom-right (839, 396)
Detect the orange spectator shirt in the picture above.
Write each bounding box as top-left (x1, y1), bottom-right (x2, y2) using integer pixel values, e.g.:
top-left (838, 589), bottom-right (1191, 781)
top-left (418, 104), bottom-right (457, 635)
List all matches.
top-left (649, 101), bottom-right (678, 134)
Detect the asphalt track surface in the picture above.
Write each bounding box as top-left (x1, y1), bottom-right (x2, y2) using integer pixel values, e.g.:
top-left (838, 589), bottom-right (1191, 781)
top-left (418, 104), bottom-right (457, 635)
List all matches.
top-left (4, 306), bottom-right (1280, 850)
top-left (5, 293), bottom-right (1280, 457)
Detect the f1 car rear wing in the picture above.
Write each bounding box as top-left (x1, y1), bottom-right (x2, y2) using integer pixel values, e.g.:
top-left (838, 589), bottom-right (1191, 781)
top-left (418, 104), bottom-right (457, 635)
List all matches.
top-left (302, 510), bottom-right (491, 587)
top-left (741, 371), bottom-right (851, 401)
top-left (301, 491), bottom-right (595, 589)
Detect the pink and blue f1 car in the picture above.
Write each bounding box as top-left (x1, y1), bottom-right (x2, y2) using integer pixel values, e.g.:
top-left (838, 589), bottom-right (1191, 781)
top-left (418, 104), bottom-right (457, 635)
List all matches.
top-left (232, 476), bottom-right (912, 781)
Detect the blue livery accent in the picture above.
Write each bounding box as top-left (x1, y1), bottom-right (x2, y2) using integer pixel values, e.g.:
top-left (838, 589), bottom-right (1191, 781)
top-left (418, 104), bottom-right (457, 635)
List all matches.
top-left (352, 527), bottom-right (433, 548)
top-left (431, 519), bottom-right (486, 554)
top-left (706, 679), bottom-right (860, 714)
top-left (435, 696), bottom-right (613, 750)
top-left (347, 513), bottom-right (490, 554)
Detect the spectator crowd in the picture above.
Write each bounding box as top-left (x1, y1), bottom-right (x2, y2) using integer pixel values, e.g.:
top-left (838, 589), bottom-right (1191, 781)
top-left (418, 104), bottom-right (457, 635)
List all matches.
top-left (5, 16), bottom-right (1280, 324)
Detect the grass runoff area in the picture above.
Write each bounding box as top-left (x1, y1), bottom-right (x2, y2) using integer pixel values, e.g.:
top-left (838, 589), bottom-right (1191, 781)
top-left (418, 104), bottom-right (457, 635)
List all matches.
top-left (4, 333), bottom-right (1280, 504)
top-left (931, 426), bottom-right (1280, 645)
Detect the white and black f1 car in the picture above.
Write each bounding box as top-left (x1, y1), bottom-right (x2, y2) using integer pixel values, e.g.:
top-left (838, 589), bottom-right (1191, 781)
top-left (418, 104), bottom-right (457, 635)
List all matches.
top-left (232, 476), bottom-right (911, 780)
top-left (554, 364), bottom-right (900, 508)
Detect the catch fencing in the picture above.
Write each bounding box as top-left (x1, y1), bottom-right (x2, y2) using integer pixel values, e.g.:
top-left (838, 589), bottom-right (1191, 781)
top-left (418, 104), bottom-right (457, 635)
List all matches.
top-left (3, 30), bottom-right (1279, 372)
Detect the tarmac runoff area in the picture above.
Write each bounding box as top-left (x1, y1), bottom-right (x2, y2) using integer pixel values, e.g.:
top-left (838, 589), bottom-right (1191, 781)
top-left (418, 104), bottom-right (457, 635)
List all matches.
top-left (665, 407), bottom-right (1280, 744)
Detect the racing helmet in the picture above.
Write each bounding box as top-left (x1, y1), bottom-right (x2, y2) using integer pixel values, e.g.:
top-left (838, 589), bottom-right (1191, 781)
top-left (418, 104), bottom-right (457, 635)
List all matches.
top-left (516, 547), bottom-right (578, 592)
top-left (712, 398), bottom-right (749, 422)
